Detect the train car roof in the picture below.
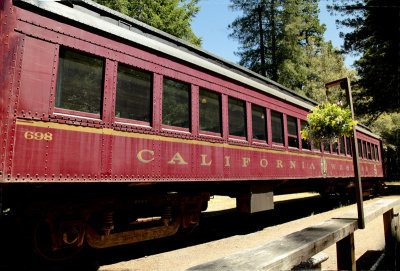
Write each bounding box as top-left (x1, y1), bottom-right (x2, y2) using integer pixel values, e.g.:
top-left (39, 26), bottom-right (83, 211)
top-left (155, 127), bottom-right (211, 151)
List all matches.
top-left (13, 0), bottom-right (380, 140)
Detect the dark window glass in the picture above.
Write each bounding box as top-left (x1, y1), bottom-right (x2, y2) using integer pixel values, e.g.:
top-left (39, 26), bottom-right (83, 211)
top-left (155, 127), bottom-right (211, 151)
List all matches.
top-left (340, 137), bottom-right (346, 155)
top-left (271, 111), bottom-right (284, 144)
top-left (313, 141), bottom-right (321, 152)
top-left (367, 143), bottom-right (372, 160)
top-left (324, 142), bottom-right (330, 152)
top-left (346, 137), bottom-right (352, 156)
top-left (363, 141), bottom-right (367, 158)
top-left (56, 48), bottom-right (104, 114)
top-left (375, 145), bottom-right (379, 161)
top-left (252, 105), bottom-right (267, 141)
top-left (162, 78), bottom-right (190, 128)
top-left (287, 116), bottom-right (298, 148)
top-left (199, 89), bottom-right (221, 133)
top-left (301, 120), bottom-right (311, 150)
top-left (115, 64), bottom-right (152, 122)
top-left (228, 97), bottom-right (246, 137)
top-left (371, 144), bottom-right (376, 160)
top-left (332, 142), bottom-right (338, 153)
top-left (358, 139), bottom-right (363, 157)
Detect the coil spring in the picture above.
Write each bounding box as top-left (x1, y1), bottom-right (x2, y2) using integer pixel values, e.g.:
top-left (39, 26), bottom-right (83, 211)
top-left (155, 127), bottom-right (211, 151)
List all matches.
top-left (101, 211), bottom-right (114, 235)
top-left (162, 206), bottom-right (172, 225)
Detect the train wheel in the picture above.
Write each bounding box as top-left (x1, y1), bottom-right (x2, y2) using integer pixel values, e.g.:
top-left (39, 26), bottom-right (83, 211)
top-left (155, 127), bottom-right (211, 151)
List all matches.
top-left (32, 218), bottom-right (85, 262)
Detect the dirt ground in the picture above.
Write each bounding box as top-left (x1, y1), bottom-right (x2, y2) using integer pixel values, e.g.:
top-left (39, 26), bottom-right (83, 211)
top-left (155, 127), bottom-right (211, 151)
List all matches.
top-left (98, 193), bottom-right (400, 271)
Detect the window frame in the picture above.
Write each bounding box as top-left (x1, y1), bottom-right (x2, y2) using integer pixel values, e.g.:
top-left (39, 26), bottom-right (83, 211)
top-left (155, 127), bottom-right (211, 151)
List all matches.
top-left (375, 145), bottom-right (380, 161)
top-left (300, 120), bottom-right (312, 151)
top-left (114, 63), bottom-right (153, 128)
top-left (323, 141), bottom-right (331, 154)
top-left (54, 47), bottom-right (105, 120)
top-left (339, 136), bottom-right (346, 156)
top-left (251, 104), bottom-right (268, 144)
top-left (286, 115), bottom-right (299, 149)
top-left (271, 110), bottom-right (285, 146)
top-left (346, 136), bottom-right (352, 156)
top-left (358, 139), bottom-right (363, 158)
top-left (227, 96), bottom-right (247, 140)
top-left (161, 77), bottom-right (192, 133)
top-left (362, 140), bottom-right (368, 159)
top-left (198, 88), bottom-right (222, 137)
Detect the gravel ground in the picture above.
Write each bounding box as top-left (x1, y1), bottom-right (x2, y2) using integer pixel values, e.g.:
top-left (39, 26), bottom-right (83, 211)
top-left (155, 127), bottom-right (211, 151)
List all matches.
top-left (98, 194), bottom-right (400, 271)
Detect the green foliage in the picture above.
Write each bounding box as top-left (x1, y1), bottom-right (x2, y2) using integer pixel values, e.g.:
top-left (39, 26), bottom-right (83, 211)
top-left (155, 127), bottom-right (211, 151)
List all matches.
top-left (228, 0), bottom-right (281, 79)
top-left (228, 0), bottom-right (352, 102)
top-left (328, 0), bottom-right (400, 178)
top-left (301, 102), bottom-right (357, 144)
top-left (299, 39), bottom-right (356, 103)
top-left (93, 0), bottom-right (202, 46)
top-left (277, 0), bottom-right (326, 88)
top-left (369, 113), bottom-right (400, 179)
top-left (327, 0), bottom-right (400, 115)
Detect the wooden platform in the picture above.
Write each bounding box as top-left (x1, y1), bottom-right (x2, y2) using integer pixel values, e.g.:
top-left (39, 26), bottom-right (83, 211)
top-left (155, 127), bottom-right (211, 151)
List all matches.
top-left (187, 198), bottom-right (400, 271)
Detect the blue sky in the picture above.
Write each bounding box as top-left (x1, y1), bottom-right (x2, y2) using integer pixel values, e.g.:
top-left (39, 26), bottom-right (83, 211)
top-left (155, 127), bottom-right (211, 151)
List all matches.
top-left (191, 0), bottom-right (356, 67)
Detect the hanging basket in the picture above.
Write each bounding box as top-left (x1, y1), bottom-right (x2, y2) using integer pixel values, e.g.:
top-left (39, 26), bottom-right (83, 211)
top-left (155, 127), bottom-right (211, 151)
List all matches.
top-left (301, 102), bottom-right (357, 145)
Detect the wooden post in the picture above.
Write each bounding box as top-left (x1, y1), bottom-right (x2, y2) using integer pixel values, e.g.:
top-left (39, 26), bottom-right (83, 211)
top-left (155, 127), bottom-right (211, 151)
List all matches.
top-left (383, 209), bottom-right (399, 270)
top-left (325, 78), bottom-right (365, 229)
top-left (336, 233), bottom-right (356, 271)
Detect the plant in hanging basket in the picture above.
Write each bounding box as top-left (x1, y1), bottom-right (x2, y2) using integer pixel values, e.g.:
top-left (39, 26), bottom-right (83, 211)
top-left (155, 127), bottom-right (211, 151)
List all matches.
top-left (301, 102), bottom-right (357, 145)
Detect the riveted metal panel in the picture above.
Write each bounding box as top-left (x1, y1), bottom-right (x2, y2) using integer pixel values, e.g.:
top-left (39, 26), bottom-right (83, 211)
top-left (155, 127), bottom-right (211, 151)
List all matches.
top-left (17, 37), bottom-right (56, 119)
top-left (0, 0), bottom-right (20, 180)
top-left (110, 131), bottom-right (161, 181)
top-left (4, 36), bottom-right (25, 180)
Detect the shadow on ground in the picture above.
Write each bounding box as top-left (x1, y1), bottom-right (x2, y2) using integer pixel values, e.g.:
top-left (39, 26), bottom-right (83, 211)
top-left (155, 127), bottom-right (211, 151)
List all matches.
top-left (1, 191), bottom-right (398, 271)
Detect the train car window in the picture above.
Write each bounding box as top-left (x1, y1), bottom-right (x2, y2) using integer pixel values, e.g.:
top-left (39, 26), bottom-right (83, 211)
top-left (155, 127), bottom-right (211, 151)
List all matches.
top-left (363, 141), bottom-right (367, 158)
top-left (199, 88), bottom-right (221, 133)
top-left (251, 104), bottom-right (267, 141)
top-left (287, 116), bottom-right (298, 148)
top-left (358, 139), bottom-right (363, 157)
top-left (115, 64), bottom-right (152, 122)
top-left (371, 144), bottom-right (376, 160)
top-left (340, 137), bottom-right (346, 155)
top-left (162, 78), bottom-right (190, 128)
top-left (324, 142), bottom-right (330, 152)
top-left (228, 97), bottom-right (246, 138)
top-left (55, 48), bottom-right (104, 115)
top-left (346, 136), bottom-right (352, 156)
top-left (271, 111), bottom-right (284, 144)
top-left (301, 120), bottom-right (311, 150)
top-left (313, 141), bottom-right (321, 152)
top-left (367, 143), bottom-right (372, 160)
top-left (332, 141), bottom-right (338, 154)
top-left (375, 145), bottom-right (379, 161)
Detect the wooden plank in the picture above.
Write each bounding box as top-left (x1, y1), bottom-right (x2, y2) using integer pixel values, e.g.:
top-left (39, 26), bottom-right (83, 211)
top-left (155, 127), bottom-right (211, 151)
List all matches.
top-left (188, 199), bottom-right (400, 271)
top-left (187, 219), bottom-right (357, 271)
top-left (334, 199), bottom-right (400, 224)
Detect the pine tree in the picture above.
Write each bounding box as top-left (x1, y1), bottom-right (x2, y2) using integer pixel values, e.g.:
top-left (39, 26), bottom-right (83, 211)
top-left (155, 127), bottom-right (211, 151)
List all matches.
top-left (228, 0), bottom-right (328, 91)
top-left (328, 0), bottom-right (400, 115)
top-left (301, 39), bottom-right (356, 103)
top-left (228, 0), bottom-right (277, 80)
top-left (93, 0), bottom-right (202, 46)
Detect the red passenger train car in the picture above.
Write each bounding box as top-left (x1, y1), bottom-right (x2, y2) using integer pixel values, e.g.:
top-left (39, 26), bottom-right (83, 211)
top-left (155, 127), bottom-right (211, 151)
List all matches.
top-left (1, 0), bottom-right (384, 260)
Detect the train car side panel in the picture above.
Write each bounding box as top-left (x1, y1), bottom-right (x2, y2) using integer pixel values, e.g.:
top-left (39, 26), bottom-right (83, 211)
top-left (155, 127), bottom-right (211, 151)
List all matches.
top-left (16, 36), bottom-right (56, 118)
top-left (13, 120), bottom-right (102, 180)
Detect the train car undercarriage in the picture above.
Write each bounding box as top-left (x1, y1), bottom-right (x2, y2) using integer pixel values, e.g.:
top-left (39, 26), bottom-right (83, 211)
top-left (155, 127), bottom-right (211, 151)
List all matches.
top-left (1, 183), bottom-right (209, 261)
top-left (0, 179), bottom-right (385, 261)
